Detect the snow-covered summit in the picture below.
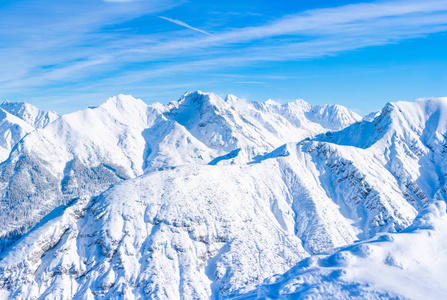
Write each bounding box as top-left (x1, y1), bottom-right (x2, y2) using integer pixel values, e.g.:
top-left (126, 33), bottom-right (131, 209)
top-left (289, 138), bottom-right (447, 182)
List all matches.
top-left (0, 100), bottom-right (59, 162)
top-left (0, 100), bottom-right (59, 129)
top-left (99, 94), bottom-right (153, 125)
top-left (317, 97), bottom-right (447, 149)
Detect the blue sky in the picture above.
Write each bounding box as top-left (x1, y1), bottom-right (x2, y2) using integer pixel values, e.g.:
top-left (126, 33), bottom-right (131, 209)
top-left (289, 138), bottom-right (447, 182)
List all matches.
top-left (1, 0), bottom-right (447, 115)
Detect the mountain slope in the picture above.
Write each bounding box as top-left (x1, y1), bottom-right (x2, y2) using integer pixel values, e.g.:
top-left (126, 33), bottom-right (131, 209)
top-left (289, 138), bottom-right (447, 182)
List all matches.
top-left (303, 98), bottom-right (447, 238)
top-left (0, 108), bottom-right (35, 162)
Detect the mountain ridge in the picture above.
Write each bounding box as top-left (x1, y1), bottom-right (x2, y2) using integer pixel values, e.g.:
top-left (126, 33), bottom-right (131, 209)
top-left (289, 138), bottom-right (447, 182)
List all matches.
top-left (0, 91), bottom-right (361, 251)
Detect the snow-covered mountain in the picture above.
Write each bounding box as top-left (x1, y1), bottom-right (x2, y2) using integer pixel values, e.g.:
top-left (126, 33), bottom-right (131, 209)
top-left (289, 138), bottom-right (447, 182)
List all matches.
top-left (1, 93), bottom-right (447, 299)
top-left (0, 91), bottom-right (360, 252)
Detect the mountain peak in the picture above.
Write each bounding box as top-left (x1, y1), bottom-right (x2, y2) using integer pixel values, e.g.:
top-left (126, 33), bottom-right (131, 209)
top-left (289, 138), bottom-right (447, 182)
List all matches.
top-left (264, 99), bottom-right (280, 106)
top-left (0, 100), bottom-right (59, 129)
top-left (290, 98), bottom-right (311, 109)
top-left (96, 94), bottom-right (152, 129)
top-left (103, 94), bottom-right (145, 105)
top-left (180, 90), bottom-right (213, 101)
top-left (176, 91), bottom-right (227, 112)
top-left (224, 94), bottom-right (240, 104)
top-left (101, 94), bottom-right (148, 112)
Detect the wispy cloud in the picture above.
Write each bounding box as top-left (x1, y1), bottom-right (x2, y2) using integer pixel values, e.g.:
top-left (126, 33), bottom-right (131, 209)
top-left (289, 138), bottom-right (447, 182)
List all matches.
top-left (137, 0), bottom-right (447, 56)
top-left (1, 0), bottom-right (447, 112)
top-left (159, 16), bottom-right (212, 35)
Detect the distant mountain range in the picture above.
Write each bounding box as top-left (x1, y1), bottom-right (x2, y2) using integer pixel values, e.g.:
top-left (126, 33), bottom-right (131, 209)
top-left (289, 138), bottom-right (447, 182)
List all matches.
top-left (0, 92), bottom-right (446, 299)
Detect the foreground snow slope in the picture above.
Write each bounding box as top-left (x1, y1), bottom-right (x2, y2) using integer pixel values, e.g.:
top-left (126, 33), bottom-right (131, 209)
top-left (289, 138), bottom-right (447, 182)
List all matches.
top-left (0, 163), bottom-right (310, 299)
top-left (0, 91), bottom-right (360, 252)
top-left (0, 145), bottom-right (377, 299)
top-left (239, 201), bottom-right (447, 300)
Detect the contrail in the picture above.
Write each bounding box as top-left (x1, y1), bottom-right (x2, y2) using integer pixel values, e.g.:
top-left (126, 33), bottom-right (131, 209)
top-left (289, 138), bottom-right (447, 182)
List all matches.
top-left (159, 16), bottom-right (212, 36)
